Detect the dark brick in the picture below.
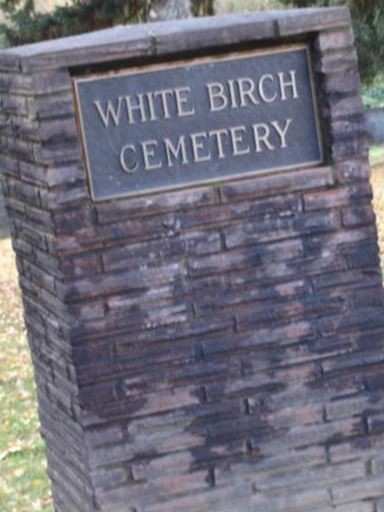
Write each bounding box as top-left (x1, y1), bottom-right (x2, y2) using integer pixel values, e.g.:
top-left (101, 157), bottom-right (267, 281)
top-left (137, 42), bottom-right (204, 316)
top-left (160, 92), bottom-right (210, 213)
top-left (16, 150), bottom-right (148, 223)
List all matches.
top-left (304, 184), bottom-right (372, 211)
top-left (335, 158), bottom-right (371, 184)
top-left (344, 243), bottom-right (381, 269)
top-left (237, 295), bottom-right (347, 332)
top-left (220, 166), bottom-right (334, 203)
top-left (316, 47), bottom-right (358, 75)
top-left (354, 286), bottom-right (384, 307)
top-left (324, 95), bottom-right (364, 119)
top-left (96, 187), bottom-right (216, 223)
top-left (224, 211), bottom-right (339, 250)
top-left (332, 133), bottom-right (370, 161)
top-left (0, 72), bottom-right (33, 94)
top-left (324, 68), bottom-right (360, 95)
top-left (342, 205), bottom-right (376, 227)
top-left (316, 28), bottom-right (354, 53)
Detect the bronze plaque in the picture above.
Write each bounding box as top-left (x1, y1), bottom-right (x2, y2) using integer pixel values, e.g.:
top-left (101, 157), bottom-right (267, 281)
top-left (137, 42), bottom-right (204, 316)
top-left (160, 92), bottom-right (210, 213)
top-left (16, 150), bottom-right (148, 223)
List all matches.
top-left (73, 45), bottom-right (323, 201)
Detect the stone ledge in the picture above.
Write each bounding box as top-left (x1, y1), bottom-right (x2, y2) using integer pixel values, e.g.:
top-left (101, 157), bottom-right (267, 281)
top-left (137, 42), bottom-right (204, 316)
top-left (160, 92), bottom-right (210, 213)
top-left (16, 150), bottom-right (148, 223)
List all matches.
top-left (0, 7), bottom-right (350, 72)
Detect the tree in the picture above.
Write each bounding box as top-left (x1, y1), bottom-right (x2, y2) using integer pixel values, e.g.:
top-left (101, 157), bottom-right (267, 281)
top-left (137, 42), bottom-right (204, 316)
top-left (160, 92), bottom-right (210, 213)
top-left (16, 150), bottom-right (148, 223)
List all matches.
top-left (0, 0), bottom-right (146, 45)
top-left (279, 0), bottom-right (384, 84)
top-left (149, 0), bottom-right (191, 21)
top-left (0, 0), bottom-right (214, 46)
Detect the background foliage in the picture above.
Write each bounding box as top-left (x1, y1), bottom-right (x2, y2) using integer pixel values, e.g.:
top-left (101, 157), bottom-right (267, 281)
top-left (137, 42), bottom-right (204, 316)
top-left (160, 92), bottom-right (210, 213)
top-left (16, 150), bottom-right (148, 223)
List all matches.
top-left (0, 0), bottom-right (214, 46)
top-left (1, 0), bottom-right (383, 85)
top-left (278, 0), bottom-right (384, 85)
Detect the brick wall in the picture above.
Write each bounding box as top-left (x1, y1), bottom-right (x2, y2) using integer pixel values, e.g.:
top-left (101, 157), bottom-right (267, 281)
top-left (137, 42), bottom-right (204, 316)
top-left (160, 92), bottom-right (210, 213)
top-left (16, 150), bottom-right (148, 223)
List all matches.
top-left (1, 8), bottom-right (384, 512)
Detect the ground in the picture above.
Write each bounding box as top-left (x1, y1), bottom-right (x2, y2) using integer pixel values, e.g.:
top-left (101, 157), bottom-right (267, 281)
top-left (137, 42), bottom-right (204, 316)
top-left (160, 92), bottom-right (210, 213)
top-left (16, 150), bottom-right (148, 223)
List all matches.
top-left (370, 146), bottom-right (384, 272)
top-left (0, 239), bottom-right (52, 512)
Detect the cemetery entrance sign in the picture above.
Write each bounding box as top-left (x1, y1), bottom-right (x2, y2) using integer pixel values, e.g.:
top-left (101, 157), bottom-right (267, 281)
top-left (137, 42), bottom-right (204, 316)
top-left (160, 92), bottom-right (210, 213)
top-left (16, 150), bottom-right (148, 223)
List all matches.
top-left (74, 46), bottom-right (323, 200)
top-left (1, 7), bottom-right (384, 512)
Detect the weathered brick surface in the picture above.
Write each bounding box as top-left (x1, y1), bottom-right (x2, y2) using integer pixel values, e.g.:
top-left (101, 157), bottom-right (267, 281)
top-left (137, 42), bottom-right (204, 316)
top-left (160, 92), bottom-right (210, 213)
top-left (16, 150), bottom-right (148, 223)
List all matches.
top-left (0, 7), bottom-right (384, 512)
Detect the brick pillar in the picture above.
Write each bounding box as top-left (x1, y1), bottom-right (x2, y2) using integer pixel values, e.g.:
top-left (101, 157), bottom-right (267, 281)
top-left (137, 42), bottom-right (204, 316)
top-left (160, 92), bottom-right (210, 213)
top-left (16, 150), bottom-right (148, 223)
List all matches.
top-left (1, 7), bottom-right (384, 512)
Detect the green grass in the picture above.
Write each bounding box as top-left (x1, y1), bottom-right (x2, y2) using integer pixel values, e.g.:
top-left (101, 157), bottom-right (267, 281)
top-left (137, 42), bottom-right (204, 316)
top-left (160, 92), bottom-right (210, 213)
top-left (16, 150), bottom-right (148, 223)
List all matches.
top-left (0, 238), bottom-right (53, 512)
top-left (362, 74), bottom-right (384, 109)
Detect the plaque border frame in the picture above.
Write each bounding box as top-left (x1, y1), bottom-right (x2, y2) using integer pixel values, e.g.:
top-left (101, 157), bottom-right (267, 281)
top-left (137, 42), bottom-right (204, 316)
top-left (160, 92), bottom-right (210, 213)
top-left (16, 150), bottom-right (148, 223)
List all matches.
top-left (72, 43), bottom-right (324, 202)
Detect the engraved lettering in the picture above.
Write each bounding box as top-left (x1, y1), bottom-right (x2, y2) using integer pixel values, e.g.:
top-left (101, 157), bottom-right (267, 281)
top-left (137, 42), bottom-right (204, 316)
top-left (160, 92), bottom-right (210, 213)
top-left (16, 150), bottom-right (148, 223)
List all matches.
top-left (76, 47), bottom-right (322, 200)
top-left (271, 118), bottom-right (292, 148)
top-left (124, 94), bottom-right (147, 124)
top-left (164, 136), bottom-right (188, 167)
top-left (120, 144), bottom-right (139, 173)
top-left (191, 131), bottom-right (211, 162)
top-left (228, 79), bottom-right (238, 109)
top-left (229, 125), bottom-right (250, 156)
top-left (252, 123), bottom-right (275, 152)
top-left (146, 92), bottom-right (158, 122)
top-left (174, 86), bottom-right (195, 117)
top-left (94, 98), bottom-right (123, 127)
top-left (209, 129), bottom-right (228, 159)
top-left (237, 78), bottom-right (259, 107)
top-left (206, 82), bottom-right (228, 112)
top-left (141, 140), bottom-right (162, 170)
top-left (154, 89), bottom-right (174, 119)
top-left (259, 74), bottom-right (278, 103)
top-left (278, 70), bottom-right (299, 100)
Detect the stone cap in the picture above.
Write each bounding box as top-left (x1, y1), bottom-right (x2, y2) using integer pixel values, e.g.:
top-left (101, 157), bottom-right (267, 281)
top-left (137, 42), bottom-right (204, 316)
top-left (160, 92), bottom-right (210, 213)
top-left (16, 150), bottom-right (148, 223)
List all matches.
top-left (0, 6), bottom-right (351, 72)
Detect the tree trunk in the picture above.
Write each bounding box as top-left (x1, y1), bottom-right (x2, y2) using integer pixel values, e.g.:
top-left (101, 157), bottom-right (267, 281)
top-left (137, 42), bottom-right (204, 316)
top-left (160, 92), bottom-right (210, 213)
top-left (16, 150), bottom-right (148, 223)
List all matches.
top-left (148, 0), bottom-right (192, 21)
